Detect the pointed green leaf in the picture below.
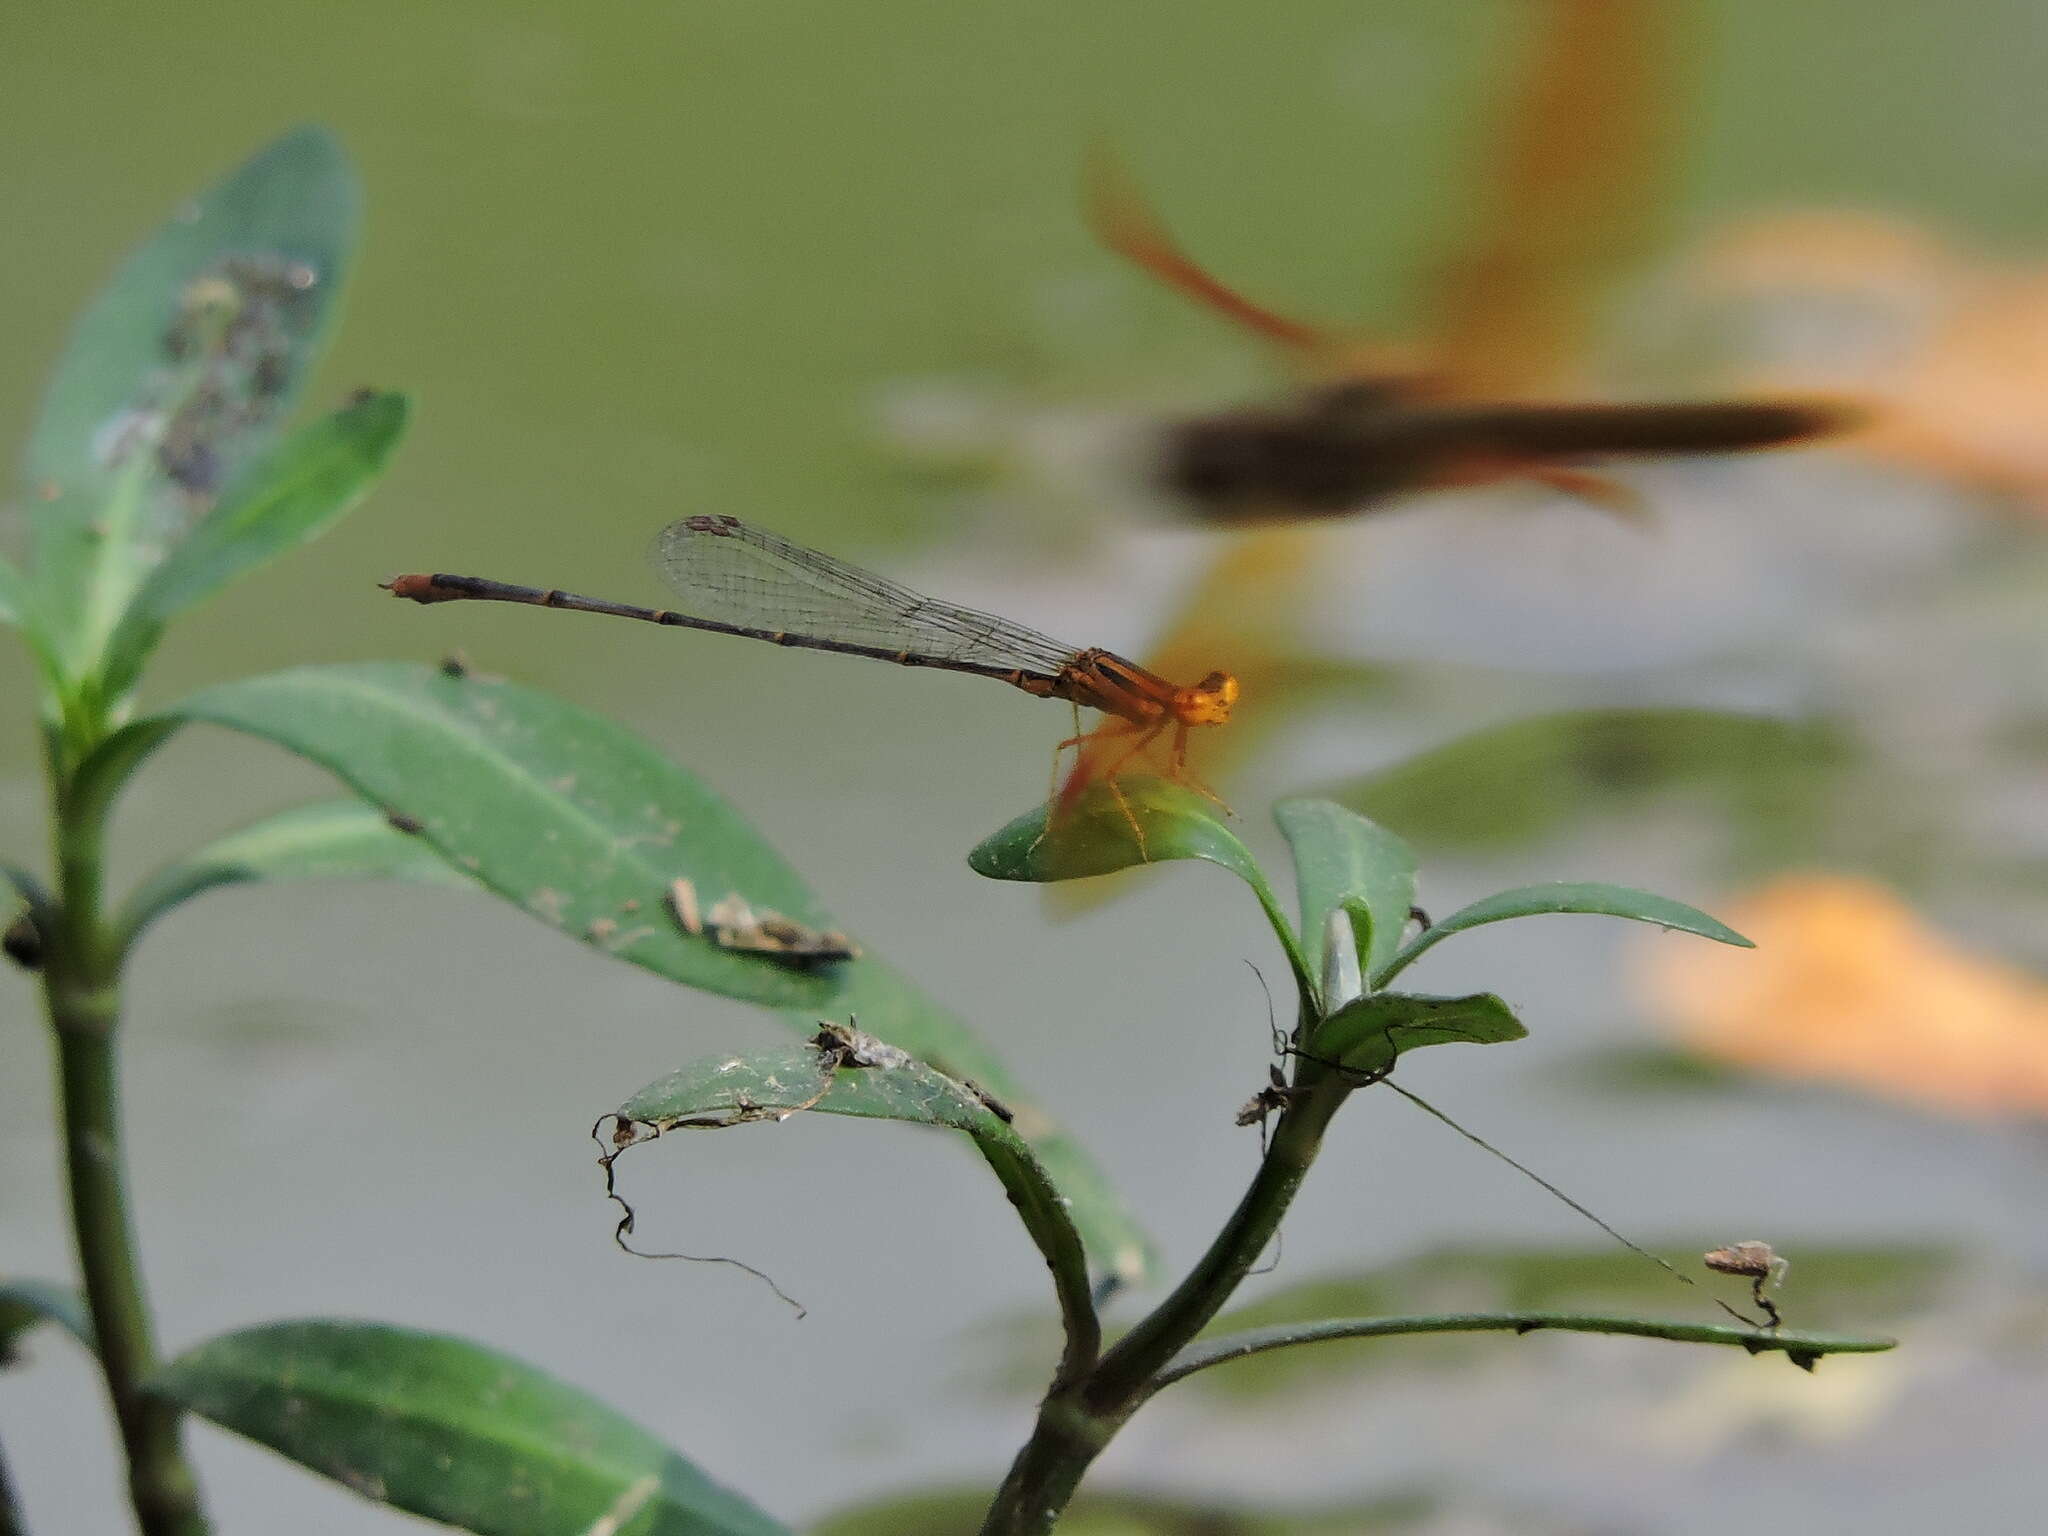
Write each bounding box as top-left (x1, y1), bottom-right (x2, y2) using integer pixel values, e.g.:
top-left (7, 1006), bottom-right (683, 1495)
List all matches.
top-left (117, 799), bottom-right (477, 953)
top-left (158, 662), bottom-right (846, 1009)
top-left (1273, 798), bottom-right (1417, 986)
top-left (151, 662), bottom-right (1152, 1282)
top-left (970, 777), bottom-right (1315, 1013)
top-left (1376, 881), bottom-right (1753, 987)
top-left (100, 391), bottom-right (409, 699)
top-left (24, 126), bottom-right (358, 666)
top-left (968, 776), bottom-right (1252, 884)
top-left (153, 1320), bottom-right (787, 1535)
top-left (1308, 990), bottom-right (1526, 1077)
top-left (0, 1278), bottom-right (94, 1363)
top-left (620, 1038), bottom-right (1095, 1353)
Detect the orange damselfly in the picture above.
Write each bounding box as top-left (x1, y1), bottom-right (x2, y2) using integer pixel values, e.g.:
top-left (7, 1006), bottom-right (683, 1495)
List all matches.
top-left (385, 515), bottom-right (1236, 823)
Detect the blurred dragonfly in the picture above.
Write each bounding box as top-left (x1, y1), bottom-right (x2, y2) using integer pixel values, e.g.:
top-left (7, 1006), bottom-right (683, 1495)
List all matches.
top-left (1089, 145), bottom-right (1852, 526)
top-left (1062, 0), bottom-right (1836, 856)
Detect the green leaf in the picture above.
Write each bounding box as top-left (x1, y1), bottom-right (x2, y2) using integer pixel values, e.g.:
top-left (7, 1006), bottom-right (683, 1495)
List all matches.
top-left (117, 799), bottom-right (477, 953)
top-left (0, 1279), bottom-right (94, 1364)
top-left (24, 126), bottom-right (358, 668)
top-left (1308, 991), bottom-right (1525, 1077)
top-left (154, 662), bottom-right (1153, 1285)
top-left (969, 776), bottom-right (1248, 884)
top-left (969, 777), bottom-right (1315, 1013)
top-left (158, 661), bottom-right (848, 1010)
top-left (1272, 798), bottom-right (1417, 988)
top-left (622, 1041), bottom-right (996, 1133)
top-left (153, 1320), bottom-right (787, 1535)
top-left (620, 1039), bottom-right (1096, 1346)
top-left (100, 391), bottom-right (409, 699)
top-left (1376, 881), bottom-right (1753, 988)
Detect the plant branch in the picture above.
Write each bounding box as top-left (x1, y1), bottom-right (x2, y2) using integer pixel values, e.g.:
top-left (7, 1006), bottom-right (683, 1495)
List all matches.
top-left (1083, 1078), bottom-right (1348, 1410)
top-left (1148, 1312), bottom-right (1898, 1396)
top-left (42, 727), bottom-right (208, 1535)
top-left (969, 1137), bottom-right (1101, 1387)
top-left (980, 1076), bottom-right (1353, 1534)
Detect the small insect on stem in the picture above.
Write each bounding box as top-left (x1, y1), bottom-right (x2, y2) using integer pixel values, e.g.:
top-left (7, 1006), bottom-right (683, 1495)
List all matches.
top-left (1235, 1064), bottom-right (1300, 1134)
top-left (1704, 1240), bottom-right (1790, 1330)
top-left (385, 517), bottom-right (1238, 842)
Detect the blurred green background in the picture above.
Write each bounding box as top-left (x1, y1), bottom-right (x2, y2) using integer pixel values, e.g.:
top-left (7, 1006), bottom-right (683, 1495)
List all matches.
top-left (7, 2), bottom-right (2048, 1532)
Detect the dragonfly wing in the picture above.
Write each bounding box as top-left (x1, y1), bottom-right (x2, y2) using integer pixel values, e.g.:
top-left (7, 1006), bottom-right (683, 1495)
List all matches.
top-left (651, 517), bottom-right (1079, 675)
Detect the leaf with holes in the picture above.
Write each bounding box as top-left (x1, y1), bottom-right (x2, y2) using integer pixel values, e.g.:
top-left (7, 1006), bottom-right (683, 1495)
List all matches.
top-left (24, 127), bottom-right (358, 670)
top-left (99, 390), bottom-right (409, 699)
top-left (618, 1039), bottom-right (1092, 1334)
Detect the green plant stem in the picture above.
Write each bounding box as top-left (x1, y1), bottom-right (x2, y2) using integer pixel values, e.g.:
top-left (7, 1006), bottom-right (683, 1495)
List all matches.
top-left (979, 1080), bottom-right (1350, 1536)
top-left (1086, 1080), bottom-right (1347, 1409)
top-left (42, 742), bottom-right (208, 1536)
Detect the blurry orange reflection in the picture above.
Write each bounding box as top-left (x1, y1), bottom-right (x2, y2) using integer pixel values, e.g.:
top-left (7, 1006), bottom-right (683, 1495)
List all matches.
top-left (1674, 212), bottom-right (2048, 508)
top-left (1645, 874), bottom-right (2048, 1118)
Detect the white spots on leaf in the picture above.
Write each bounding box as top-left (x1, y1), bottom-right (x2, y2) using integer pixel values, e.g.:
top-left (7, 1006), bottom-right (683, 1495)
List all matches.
top-left (338, 1466), bottom-right (389, 1501)
top-left (584, 1473), bottom-right (661, 1536)
top-left (92, 408), bottom-right (165, 470)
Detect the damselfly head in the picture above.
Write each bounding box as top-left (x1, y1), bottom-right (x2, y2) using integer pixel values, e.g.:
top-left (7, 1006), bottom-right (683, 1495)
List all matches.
top-left (1174, 670), bottom-right (1238, 727)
